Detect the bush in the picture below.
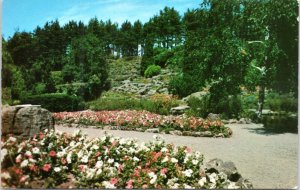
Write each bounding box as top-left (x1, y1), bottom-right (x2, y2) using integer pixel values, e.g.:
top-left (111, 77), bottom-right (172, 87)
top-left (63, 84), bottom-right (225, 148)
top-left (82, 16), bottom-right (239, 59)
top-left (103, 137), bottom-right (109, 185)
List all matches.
top-left (87, 92), bottom-right (179, 115)
top-left (50, 71), bottom-right (63, 86)
top-left (34, 82), bottom-right (46, 95)
top-left (21, 93), bottom-right (84, 112)
top-left (153, 48), bottom-right (174, 67)
top-left (266, 95), bottom-right (297, 112)
top-left (187, 94), bottom-right (242, 119)
top-left (144, 65), bottom-right (161, 78)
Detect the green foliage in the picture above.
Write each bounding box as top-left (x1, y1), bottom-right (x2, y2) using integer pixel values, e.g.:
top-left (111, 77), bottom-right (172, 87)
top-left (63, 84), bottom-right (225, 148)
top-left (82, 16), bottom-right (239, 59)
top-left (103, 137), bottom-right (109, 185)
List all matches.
top-left (50, 71), bottom-right (63, 86)
top-left (265, 92), bottom-right (297, 112)
top-left (153, 48), bottom-right (174, 67)
top-left (144, 65), bottom-right (161, 78)
top-left (34, 83), bottom-right (46, 95)
top-left (2, 87), bottom-right (12, 105)
top-left (87, 92), bottom-right (179, 115)
top-left (187, 93), bottom-right (242, 119)
top-left (21, 93), bottom-right (84, 112)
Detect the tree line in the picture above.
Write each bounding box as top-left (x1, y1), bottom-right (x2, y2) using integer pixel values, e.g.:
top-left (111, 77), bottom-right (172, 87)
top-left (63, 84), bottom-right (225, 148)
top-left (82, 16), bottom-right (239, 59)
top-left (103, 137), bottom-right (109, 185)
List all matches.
top-left (2, 0), bottom-right (298, 116)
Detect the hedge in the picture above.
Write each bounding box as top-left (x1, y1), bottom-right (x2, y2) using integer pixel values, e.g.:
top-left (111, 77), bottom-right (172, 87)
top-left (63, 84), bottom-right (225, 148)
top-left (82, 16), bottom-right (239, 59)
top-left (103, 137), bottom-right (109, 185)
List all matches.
top-left (21, 93), bottom-right (84, 112)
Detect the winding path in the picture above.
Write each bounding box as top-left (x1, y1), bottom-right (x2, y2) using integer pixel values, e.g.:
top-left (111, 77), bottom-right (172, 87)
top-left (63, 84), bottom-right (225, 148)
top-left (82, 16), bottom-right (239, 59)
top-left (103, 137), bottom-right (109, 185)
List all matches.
top-left (55, 123), bottom-right (298, 189)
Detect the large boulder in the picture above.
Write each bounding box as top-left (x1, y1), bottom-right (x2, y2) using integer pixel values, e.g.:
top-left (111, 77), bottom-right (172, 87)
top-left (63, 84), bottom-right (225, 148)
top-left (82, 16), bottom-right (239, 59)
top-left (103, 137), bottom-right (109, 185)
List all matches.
top-left (204, 158), bottom-right (253, 188)
top-left (2, 105), bottom-right (54, 140)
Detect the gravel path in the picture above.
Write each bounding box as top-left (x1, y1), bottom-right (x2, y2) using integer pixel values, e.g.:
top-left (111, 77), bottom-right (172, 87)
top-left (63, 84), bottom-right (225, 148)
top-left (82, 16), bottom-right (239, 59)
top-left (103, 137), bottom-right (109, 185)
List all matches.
top-left (55, 123), bottom-right (298, 189)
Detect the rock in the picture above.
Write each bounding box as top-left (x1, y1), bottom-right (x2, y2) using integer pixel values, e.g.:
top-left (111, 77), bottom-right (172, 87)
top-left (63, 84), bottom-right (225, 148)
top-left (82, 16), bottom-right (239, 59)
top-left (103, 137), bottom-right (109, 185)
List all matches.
top-left (182, 131), bottom-right (193, 136)
top-left (228, 119), bottom-right (238, 124)
top-left (222, 120), bottom-right (229, 124)
top-left (2, 105), bottom-right (54, 140)
top-left (169, 130), bottom-right (183, 136)
top-left (145, 128), bottom-right (160, 133)
top-left (204, 158), bottom-right (253, 188)
top-left (203, 131), bottom-right (213, 137)
top-left (136, 128), bottom-right (145, 132)
top-left (194, 132), bottom-right (205, 137)
top-left (238, 118), bottom-right (252, 124)
top-left (215, 133), bottom-right (225, 138)
top-left (207, 113), bottom-right (221, 121)
top-left (182, 91), bottom-right (208, 102)
top-left (170, 105), bottom-right (190, 115)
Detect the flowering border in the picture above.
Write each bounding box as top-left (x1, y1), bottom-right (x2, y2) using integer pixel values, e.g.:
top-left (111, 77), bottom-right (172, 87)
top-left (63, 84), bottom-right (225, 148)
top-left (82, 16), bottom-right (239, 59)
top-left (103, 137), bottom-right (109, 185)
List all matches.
top-left (53, 110), bottom-right (232, 138)
top-left (1, 130), bottom-right (242, 188)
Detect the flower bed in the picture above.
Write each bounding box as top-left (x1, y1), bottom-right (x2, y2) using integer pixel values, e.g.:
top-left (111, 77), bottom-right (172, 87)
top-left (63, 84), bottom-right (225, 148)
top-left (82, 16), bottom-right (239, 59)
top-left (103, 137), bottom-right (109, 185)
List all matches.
top-left (1, 130), bottom-right (242, 188)
top-left (53, 110), bottom-right (231, 137)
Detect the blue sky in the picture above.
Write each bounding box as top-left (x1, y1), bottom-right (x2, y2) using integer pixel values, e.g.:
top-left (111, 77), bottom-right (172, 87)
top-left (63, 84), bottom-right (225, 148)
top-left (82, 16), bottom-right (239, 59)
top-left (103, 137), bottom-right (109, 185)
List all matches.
top-left (3, 0), bottom-right (201, 39)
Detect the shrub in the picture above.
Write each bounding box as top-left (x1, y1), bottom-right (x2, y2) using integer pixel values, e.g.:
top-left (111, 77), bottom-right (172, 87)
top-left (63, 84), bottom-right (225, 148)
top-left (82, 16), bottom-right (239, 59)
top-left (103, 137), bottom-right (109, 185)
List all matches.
top-left (144, 65), bottom-right (161, 78)
top-left (153, 48), bottom-right (174, 67)
top-left (34, 82), bottom-right (46, 95)
top-left (187, 94), bottom-right (242, 119)
top-left (50, 71), bottom-right (63, 86)
top-left (87, 92), bottom-right (179, 115)
top-left (21, 93), bottom-right (84, 112)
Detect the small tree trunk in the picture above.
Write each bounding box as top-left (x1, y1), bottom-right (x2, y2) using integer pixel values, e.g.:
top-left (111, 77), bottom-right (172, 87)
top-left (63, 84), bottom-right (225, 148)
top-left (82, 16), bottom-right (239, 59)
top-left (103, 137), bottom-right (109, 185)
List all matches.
top-left (257, 84), bottom-right (265, 119)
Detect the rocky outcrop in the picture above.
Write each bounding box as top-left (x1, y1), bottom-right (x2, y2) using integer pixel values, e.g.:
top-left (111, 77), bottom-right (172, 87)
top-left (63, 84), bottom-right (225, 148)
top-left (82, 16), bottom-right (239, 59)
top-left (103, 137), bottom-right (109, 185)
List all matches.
top-left (170, 105), bottom-right (190, 115)
top-left (207, 113), bottom-right (221, 121)
top-left (204, 158), bottom-right (253, 188)
top-left (2, 105), bottom-right (54, 139)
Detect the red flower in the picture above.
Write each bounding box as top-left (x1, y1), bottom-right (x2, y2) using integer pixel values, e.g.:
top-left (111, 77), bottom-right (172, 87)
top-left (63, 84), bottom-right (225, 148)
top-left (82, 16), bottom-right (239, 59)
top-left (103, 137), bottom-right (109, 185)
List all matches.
top-left (19, 175), bottom-right (27, 183)
top-left (13, 167), bottom-right (22, 175)
top-left (78, 165), bottom-right (86, 172)
top-left (110, 178), bottom-right (118, 185)
top-left (186, 147), bottom-right (192, 153)
top-left (142, 184), bottom-right (148, 189)
top-left (42, 164), bottom-right (51, 172)
top-left (126, 179), bottom-right (134, 189)
top-left (49, 150), bottom-right (56, 157)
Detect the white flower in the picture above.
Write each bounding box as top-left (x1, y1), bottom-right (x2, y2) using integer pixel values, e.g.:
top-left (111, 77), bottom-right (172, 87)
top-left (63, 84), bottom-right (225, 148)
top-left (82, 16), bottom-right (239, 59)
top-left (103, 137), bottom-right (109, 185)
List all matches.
top-left (20, 159), bottom-right (29, 168)
top-left (108, 158), bottom-right (114, 164)
top-left (184, 184), bottom-right (194, 189)
top-left (102, 181), bottom-right (116, 189)
top-left (73, 129), bottom-right (81, 136)
top-left (150, 177), bottom-right (157, 184)
top-left (54, 167), bottom-right (61, 172)
top-left (78, 151), bottom-right (83, 158)
top-left (183, 169), bottom-right (193, 177)
top-left (162, 156), bottom-right (169, 163)
top-left (101, 136), bottom-right (107, 142)
top-left (208, 173), bottom-right (218, 184)
top-left (192, 159), bottom-right (199, 165)
top-left (161, 147), bottom-right (168, 152)
top-left (95, 161), bottom-right (103, 169)
top-left (91, 144), bottom-right (99, 150)
top-left (171, 158), bottom-right (178, 163)
top-left (119, 138), bottom-right (126, 145)
top-left (198, 177), bottom-right (207, 187)
top-left (70, 141), bottom-right (76, 147)
top-left (133, 157), bottom-right (140, 162)
top-left (48, 143), bottom-right (53, 149)
top-left (170, 183), bottom-right (179, 189)
top-left (81, 155), bottom-right (89, 163)
top-left (1, 172), bottom-right (11, 179)
top-left (228, 182), bottom-right (240, 189)
top-left (1, 149), bottom-right (7, 163)
top-left (114, 162), bottom-right (120, 168)
top-left (32, 147), bottom-right (40, 154)
top-left (8, 137), bottom-right (17, 142)
top-left (57, 151), bottom-right (65, 158)
top-left (29, 158), bottom-right (36, 163)
top-left (96, 168), bottom-right (102, 175)
top-left (25, 151), bottom-right (32, 157)
top-left (67, 153), bottom-right (72, 164)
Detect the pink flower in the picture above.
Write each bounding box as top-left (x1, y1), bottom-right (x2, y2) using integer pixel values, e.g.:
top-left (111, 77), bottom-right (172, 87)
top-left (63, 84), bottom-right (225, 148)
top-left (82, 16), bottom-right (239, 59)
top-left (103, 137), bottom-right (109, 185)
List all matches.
top-left (19, 175), bottom-right (27, 183)
top-left (49, 150), bottom-right (56, 157)
top-left (39, 132), bottom-right (45, 139)
top-left (126, 179), bottom-right (134, 189)
top-left (110, 178), bottom-right (118, 185)
top-left (160, 168), bottom-right (168, 175)
top-left (142, 184), bottom-right (148, 189)
top-left (42, 164), bottom-right (51, 172)
top-left (78, 165), bottom-right (86, 172)
top-left (16, 155), bottom-right (22, 163)
top-left (186, 147), bottom-right (192, 153)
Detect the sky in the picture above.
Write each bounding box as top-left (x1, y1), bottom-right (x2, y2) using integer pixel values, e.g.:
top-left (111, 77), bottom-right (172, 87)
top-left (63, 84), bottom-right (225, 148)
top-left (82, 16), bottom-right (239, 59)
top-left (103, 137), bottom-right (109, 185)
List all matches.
top-left (2, 0), bottom-right (201, 39)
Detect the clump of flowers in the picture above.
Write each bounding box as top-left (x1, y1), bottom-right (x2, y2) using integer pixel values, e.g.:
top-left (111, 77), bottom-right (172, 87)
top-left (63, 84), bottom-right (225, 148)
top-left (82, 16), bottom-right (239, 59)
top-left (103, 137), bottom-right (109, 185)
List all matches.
top-left (1, 130), bottom-right (241, 188)
top-left (53, 110), bottom-right (231, 137)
